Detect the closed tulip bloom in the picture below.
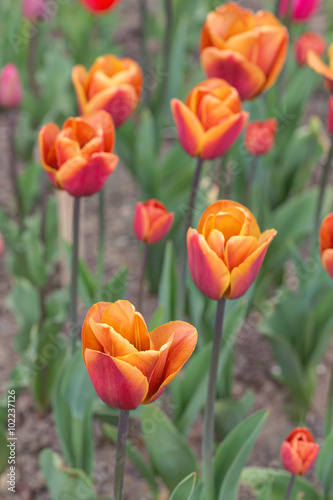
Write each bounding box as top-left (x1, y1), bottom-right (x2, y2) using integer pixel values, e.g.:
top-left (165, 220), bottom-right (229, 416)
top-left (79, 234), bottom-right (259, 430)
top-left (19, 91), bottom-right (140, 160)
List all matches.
top-left (280, 428), bottom-right (319, 475)
top-left (245, 119), bottom-right (278, 156)
top-left (295, 32), bottom-right (326, 66)
top-left (78, 0), bottom-right (121, 12)
top-left (0, 64), bottom-right (23, 108)
top-left (133, 199), bottom-right (174, 245)
top-left (39, 111), bottom-right (118, 197)
top-left (200, 2), bottom-right (288, 100)
top-left (187, 200), bottom-right (276, 300)
top-left (82, 300), bottom-right (198, 410)
top-left (319, 212), bottom-right (333, 279)
top-left (308, 43), bottom-right (333, 93)
top-left (278, 0), bottom-right (320, 22)
top-left (171, 78), bottom-right (248, 160)
top-left (72, 55), bottom-right (143, 128)
top-left (22, 0), bottom-right (49, 20)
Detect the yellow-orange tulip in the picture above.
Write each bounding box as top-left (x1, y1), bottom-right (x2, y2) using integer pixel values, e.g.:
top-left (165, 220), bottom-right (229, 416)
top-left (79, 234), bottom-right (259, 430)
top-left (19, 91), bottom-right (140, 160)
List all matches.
top-left (72, 54), bottom-right (143, 127)
top-left (200, 2), bottom-right (288, 100)
top-left (82, 300), bottom-right (197, 410)
top-left (187, 200), bottom-right (276, 300)
top-left (308, 43), bottom-right (333, 93)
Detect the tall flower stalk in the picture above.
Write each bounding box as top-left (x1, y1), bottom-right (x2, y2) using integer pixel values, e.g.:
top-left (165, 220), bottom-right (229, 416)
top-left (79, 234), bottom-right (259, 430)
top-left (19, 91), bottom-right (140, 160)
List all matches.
top-left (70, 198), bottom-right (81, 355)
top-left (114, 409), bottom-right (130, 500)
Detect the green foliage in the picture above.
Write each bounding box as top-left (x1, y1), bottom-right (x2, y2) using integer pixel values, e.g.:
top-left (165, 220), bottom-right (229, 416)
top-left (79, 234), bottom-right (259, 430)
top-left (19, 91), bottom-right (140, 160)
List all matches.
top-left (214, 391), bottom-right (255, 441)
top-left (170, 472), bottom-right (197, 500)
top-left (317, 429), bottom-right (333, 498)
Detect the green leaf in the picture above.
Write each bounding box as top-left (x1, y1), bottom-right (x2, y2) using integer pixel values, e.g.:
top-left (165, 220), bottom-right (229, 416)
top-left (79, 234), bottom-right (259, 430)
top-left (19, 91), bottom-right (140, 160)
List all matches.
top-left (214, 391), bottom-right (255, 441)
top-left (158, 241), bottom-right (179, 323)
top-left (170, 472), bottom-right (197, 500)
top-left (134, 108), bottom-right (158, 197)
top-left (316, 429), bottom-right (333, 497)
top-left (141, 404), bottom-right (199, 491)
top-left (17, 162), bottom-right (42, 216)
top-left (215, 410), bottom-right (269, 500)
top-left (99, 265), bottom-right (128, 303)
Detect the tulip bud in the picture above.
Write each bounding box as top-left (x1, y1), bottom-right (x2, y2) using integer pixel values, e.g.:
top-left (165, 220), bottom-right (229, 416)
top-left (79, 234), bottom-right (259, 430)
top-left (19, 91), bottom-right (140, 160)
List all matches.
top-left (78, 0), bottom-right (122, 13)
top-left (0, 64), bottom-right (23, 109)
top-left (244, 119), bottom-right (278, 156)
top-left (22, 0), bottom-right (50, 20)
top-left (280, 427), bottom-right (319, 475)
top-left (295, 32), bottom-right (326, 66)
top-left (278, 0), bottom-right (320, 22)
top-left (319, 212), bottom-right (333, 279)
top-left (133, 199), bottom-right (174, 245)
top-left (328, 96), bottom-right (333, 135)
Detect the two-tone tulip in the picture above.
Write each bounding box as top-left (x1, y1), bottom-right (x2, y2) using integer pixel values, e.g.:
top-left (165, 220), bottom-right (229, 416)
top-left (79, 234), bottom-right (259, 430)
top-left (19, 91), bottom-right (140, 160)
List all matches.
top-left (82, 300), bottom-right (197, 410)
top-left (200, 2), bottom-right (288, 100)
top-left (308, 43), bottom-right (333, 93)
top-left (294, 32), bottom-right (326, 66)
top-left (187, 200), bottom-right (276, 300)
top-left (280, 427), bottom-right (319, 475)
top-left (78, 0), bottom-right (121, 13)
top-left (0, 64), bottom-right (23, 108)
top-left (278, 0), bottom-right (320, 22)
top-left (39, 111), bottom-right (118, 197)
top-left (72, 55), bottom-right (143, 128)
top-left (133, 199), bottom-right (174, 245)
top-left (171, 78), bottom-right (248, 160)
top-left (319, 212), bottom-right (333, 279)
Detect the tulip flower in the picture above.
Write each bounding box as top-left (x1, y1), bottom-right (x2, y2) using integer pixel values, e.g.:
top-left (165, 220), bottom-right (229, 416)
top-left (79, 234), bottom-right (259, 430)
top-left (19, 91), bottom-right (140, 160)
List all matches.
top-left (82, 300), bottom-right (198, 410)
top-left (39, 111), bottom-right (118, 197)
top-left (171, 78), bottom-right (248, 160)
top-left (78, 0), bottom-right (121, 13)
top-left (22, 0), bottom-right (49, 20)
top-left (295, 32), bottom-right (326, 66)
top-left (280, 427), bottom-right (319, 475)
top-left (72, 55), bottom-right (143, 128)
top-left (245, 119), bottom-right (278, 156)
top-left (200, 2), bottom-right (288, 100)
top-left (278, 0), bottom-right (320, 22)
top-left (319, 212), bottom-right (333, 279)
top-left (0, 64), bottom-right (23, 108)
top-left (133, 199), bottom-right (174, 245)
top-left (308, 43), bottom-right (333, 93)
top-left (187, 200), bottom-right (276, 300)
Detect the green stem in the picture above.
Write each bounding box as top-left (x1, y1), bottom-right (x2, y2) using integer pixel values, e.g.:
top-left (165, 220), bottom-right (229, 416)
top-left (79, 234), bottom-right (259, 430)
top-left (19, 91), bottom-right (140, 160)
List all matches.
top-left (97, 189), bottom-right (105, 294)
top-left (202, 297), bottom-right (226, 500)
top-left (137, 244), bottom-right (149, 312)
top-left (217, 154), bottom-right (228, 198)
top-left (161, 0), bottom-right (173, 113)
top-left (283, 474), bottom-right (295, 500)
top-left (27, 29), bottom-right (39, 98)
top-left (70, 197), bottom-right (81, 355)
top-left (7, 111), bottom-right (21, 220)
top-left (179, 157), bottom-right (204, 317)
top-left (139, 0), bottom-right (148, 80)
top-left (324, 363), bottom-right (333, 438)
top-left (314, 140), bottom-right (333, 236)
top-left (243, 156), bottom-right (258, 206)
top-left (114, 409), bottom-right (130, 500)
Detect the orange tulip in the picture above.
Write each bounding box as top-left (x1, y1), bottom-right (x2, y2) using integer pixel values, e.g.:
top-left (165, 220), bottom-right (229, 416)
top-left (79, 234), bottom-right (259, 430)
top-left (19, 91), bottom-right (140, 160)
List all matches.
top-left (244, 119), bottom-right (278, 156)
top-left (200, 2), bottom-right (288, 100)
top-left (82, 300), bottom-right (197, 410)
top-left (171, 78), bottom-right (248, 160)
top-left (280, 427), bottom-right (319, 475)
top-left (308, 43), bottom-right (333, 93)
top-left (133, 199), bottom-right (174, 244)
top-left (72, 54), bottom-right (143, 127)
top-left (319, 212), bottom-right (333, 279)
top-left (39, 111), bottom-right (118, 197)
top-left (187, 200), bottom-right (276, 300)
top-left (294, 31), bottom-right (326, 66)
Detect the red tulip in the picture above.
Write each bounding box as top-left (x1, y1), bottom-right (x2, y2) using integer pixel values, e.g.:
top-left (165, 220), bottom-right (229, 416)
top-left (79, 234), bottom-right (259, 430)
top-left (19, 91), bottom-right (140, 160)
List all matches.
top-left (39, 111), bottom-right (118, 197)
top-left (82, 300), bottom-right (198, 410)
top-left (308, 43), bottom-right (333, 93)
top-left (0, 64), bottom-right (23, 108)
top-left (187, 200), bottom-right (276, 300)
top-left (78, 0), bottom-right (121, 13)
top-left (244, 119), bottom-right (278, 156)
top-left (278, 0), bottom-right (320, 22)
top-left (295, 31), bottom-right (326, 66)
top-left (319, 212), bottom-right (333, 279)
top-left (133, 199), bottom-right (174, 245)
top-left (280, 427), bottom-right (319, 475)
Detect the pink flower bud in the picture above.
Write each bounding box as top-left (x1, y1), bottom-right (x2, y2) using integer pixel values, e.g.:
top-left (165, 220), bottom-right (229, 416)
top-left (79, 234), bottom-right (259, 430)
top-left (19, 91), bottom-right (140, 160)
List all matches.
top-left (133, 199), bottom-right (174, 245)
top-left (22, 0), bottom-right (49, 20)
top-left (278, 0), bottom-right (320, 22)
top-left (0, 64), bottom-right (23, 108)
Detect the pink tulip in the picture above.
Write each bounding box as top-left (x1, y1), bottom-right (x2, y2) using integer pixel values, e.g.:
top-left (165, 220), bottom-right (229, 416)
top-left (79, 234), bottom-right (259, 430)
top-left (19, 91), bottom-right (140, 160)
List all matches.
top-left (0, 64), bottom-right (23, 108)
top-left (22, 0), bottom-right (50, 20)
top-left (278, 0), bottom-right (320, 22)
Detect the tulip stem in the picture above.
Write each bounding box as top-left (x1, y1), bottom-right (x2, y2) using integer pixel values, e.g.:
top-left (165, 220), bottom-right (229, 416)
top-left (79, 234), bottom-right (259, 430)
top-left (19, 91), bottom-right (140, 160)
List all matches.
top-left (114, 409), bottom-right (130, 500)
top-left (97, 189), bottom-right (105, 294)
top-left (161, 0), bottom-right (173, 112)
top-left (7, 110), bottom-right (22, 221)
top-left (137, 243), bottom-right (149, 312)
top-left (324, 362), bottom-right (333, 438)
top-left (314, 139), bottom-right (333, 237)
top-left (139, 0), bottom-right (149, 89)
top-left (244, 156), bottom-right (258, 206)
top-left (203, 297), bottom-right (226, 500)
top-left (70, 197), bottom-right (81, 355)
top-left (179, 157), bottom-right (204, 318)
top-left (284, 474), bottom-right (295, 500)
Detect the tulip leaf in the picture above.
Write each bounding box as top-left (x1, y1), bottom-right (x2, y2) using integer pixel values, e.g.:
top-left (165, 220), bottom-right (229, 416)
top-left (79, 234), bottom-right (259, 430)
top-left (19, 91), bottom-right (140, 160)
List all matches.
top-left (141, 404), bottom-right (199, 491)
top-left (134, 107), bottom-right (158, 197)
top-left (158, 240), bottom-right (178, 323)
top-left (17, 162), bottom-right (42, 216)
top-left (169, 472), bottom-right (197, 500)
top-left (316, 430), bottom-right (333, 498)
top-left (215, 409), bottom-right (269, 500)
top-left (100, 265), bottom-right (128, 304)
top-left (214, 391), bottom-right (255, 441)
top-left (102, 424), bottom-right (159, 498)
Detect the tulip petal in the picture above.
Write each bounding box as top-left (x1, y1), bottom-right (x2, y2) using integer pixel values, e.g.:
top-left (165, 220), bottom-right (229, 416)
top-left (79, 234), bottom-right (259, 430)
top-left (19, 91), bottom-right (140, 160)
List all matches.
top-left (319, 213), bottom-right (333, 252)
top-left (89, 319), bottom-right (138, 356)
top-left (321, 249), bottom-right (333, 279)
top-left (262, 27), bottom-right (288, 91)
top-left (201, 47), bottom-right (266, 100)
top-left (82, 302), bottom-right (112, 361)
top-left (149, 212), bottom-right (175, 244)
top-left (300, 442), bottom-right (320, 474)
top-left (57, 152), bottom-right (118, 197)
top-left (133, 203), bottom-right (150, 242)
top-left (307, 50), bottom-right (333, 82)
top-left (87, 84), bottom-right (138, 128)
top-left (201, 111), bottom-right (248, 159)
top-left (171, 99), bottom-right (205, 157)
top-left (280, 442), bottom-right (303, 475)
top-left (117, 350), bottom-right (160, 380)
top-left (142, 338), bottom-right (173, 403)
top-left (207, 228), bottom-right (225, 259)
top-left (225, 235), bottom-right (259, 271)
top-left (187, 228), bottom-right (230, 300)
top-left (82, 110), bottom-right (116, 153)
top-left (39, 123), bottom-right (60, 187)
top-left (72, 65), bottom-right (88, 114)
top-left (227, 229), bottom-right (276, 299)
top-left (84, 349), bottom-right (148, 410)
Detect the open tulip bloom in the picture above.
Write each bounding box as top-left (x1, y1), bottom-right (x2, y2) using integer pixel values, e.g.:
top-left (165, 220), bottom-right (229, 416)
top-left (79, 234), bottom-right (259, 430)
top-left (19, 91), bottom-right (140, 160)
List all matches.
top-left (308, 43), bottom-right (333, 93)
top-left (200, 2), bottom-right (288, 100)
